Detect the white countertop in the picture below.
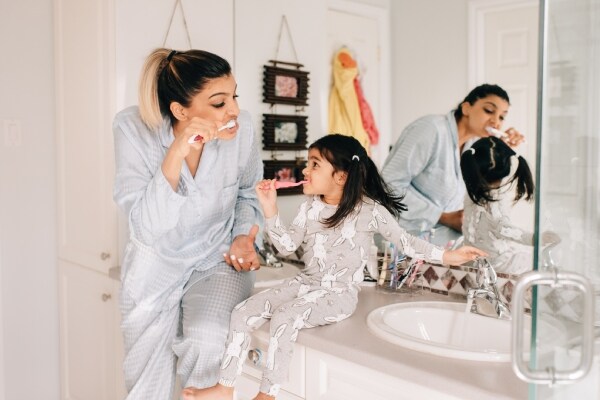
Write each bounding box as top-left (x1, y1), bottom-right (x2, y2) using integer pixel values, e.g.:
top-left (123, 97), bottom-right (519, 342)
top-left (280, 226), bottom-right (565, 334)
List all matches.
top-left (254, 264), bottom-right (527, 400)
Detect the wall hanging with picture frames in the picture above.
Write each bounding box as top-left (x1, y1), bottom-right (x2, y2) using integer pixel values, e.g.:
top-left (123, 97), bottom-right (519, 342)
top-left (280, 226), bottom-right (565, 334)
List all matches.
top-left (262, 15), bottom-right (310, 195)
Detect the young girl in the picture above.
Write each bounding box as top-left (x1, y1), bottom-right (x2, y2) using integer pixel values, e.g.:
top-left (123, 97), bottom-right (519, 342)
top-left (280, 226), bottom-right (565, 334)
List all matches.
top-left (461, 136), bottom-right (557, 274)
top-left (183, 134), bottom-right (486, 400)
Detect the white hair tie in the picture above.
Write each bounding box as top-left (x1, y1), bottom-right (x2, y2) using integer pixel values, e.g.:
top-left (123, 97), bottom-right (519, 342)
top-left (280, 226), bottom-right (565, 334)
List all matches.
top-left (467, 148), bottom-right (475, 155)
top-left (352, 155), bottom-right (360, 161)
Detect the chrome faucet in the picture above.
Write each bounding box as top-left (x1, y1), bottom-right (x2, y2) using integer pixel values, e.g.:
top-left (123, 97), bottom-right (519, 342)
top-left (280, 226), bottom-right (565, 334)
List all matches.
top-left (257, 237), bottom-right (283, 268)
top-left (467, 258), bottom-right (511, 320)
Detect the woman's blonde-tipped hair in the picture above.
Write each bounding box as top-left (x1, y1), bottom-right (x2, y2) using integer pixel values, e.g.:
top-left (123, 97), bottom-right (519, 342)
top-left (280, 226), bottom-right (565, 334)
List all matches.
top-left (138, 48), bottom-right (171, 129)
top-left (137, 48), bottom-right (232, 130)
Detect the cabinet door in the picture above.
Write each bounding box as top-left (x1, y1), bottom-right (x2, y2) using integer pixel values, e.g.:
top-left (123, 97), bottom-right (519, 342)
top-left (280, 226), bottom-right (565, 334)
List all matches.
top-left (235, 374), bottom-right (303, 400)
top-left (58, 261), bottom-right (119, 400)
top-left (305, 349), bottom-right (462, 400)
top-left (55, 0), bottom-right (117, 273)
top-left (242, 331), bottom-right (305, 398)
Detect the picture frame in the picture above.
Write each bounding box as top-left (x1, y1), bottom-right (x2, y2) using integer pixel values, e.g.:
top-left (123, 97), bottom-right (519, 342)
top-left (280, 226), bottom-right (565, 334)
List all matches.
top-left (263, 159), bottom-right (307, 196)
top-left (262, 114), bottom-right (308, 150)
top-left (263, 62), bottom-right (310, 106)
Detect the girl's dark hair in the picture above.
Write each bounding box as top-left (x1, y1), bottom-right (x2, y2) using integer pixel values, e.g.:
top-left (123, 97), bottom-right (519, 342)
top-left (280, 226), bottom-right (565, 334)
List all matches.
top-left (453, 84), bottom-right (510, 121)
top-left (460, 136), bottom-right (534, 206)
top-left (309, 134), bottom-right (407, 228)
top-left (139, 48), bottom-right (232, 129)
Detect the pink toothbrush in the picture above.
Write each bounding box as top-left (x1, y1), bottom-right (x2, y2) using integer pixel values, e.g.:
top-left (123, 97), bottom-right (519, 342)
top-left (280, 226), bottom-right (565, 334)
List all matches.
top-left (188, 120), bottom-right (236, 143)
top-left (274, 180), bottom-right (308, 189)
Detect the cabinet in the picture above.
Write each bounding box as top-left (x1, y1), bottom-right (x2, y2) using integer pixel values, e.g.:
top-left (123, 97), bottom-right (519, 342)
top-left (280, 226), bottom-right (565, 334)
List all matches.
top-left (58, 261), bottom-right (126, 400)
top-left (236, 331), bottom-right (306, 399)
top-left (234, 337), bottom-right (462, 400)
top-left (305, 349), bottom-right (461, 400)
top-left (55, 0), bottom-right (121, 398)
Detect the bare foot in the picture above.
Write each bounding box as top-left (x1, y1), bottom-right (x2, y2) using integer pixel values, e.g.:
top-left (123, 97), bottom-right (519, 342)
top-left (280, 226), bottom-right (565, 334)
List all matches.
top-left (253, 392), bottom-right (275, 400)
top-left (181, 384), bottom-right (234, 400)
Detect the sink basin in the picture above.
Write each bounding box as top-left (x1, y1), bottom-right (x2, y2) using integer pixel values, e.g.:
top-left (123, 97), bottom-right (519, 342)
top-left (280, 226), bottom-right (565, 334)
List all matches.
top-left (254, 262), bottom-right (301, 288)
top-left (367, 301), bottom-right (528, 362)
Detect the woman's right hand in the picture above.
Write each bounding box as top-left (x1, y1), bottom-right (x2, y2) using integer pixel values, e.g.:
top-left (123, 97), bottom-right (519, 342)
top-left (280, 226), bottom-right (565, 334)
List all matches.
top-left (174, 117), bottom-right (220, 156)
top-left (255, 179), bottom-right (278, 218)
top-left (439, 210), bottom-right (464, 232)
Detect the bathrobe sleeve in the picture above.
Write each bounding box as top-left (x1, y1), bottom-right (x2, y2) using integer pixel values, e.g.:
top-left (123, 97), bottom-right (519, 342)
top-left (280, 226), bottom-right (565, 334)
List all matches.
top-left (381, 120), bottom-right (444, 231)
top-left (113, 116), bottom-right (187, 245)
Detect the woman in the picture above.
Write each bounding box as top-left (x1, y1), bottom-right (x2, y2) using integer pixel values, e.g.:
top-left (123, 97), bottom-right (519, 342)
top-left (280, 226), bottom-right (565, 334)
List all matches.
top-left (113, 48), bottom-right (263, 399)
top-left (381, 84), bottom-right (525, 246)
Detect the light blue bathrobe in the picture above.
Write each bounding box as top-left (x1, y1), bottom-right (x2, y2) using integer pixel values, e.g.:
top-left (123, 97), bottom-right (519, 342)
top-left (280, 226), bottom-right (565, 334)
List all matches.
top-left (113, 107), bottom-right (262, 399)
top-left (381, 112), bottom-right (465, 246)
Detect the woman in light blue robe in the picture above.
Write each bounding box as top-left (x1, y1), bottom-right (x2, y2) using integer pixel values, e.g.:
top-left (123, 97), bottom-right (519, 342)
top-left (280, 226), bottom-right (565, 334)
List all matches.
top-left (381, 84), bottom-right (524, 247)
top-left (113, 48), bottom-right (263, 400)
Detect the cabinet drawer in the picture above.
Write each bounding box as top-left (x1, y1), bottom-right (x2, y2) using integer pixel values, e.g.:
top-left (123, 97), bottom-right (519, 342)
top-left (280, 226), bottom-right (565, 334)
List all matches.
top-left (241, 330), bottom-right (305, 398)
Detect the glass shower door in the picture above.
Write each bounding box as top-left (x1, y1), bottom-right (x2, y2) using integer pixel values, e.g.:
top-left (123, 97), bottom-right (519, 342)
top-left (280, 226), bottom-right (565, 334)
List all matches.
top-left (517, 0), bottom-right (600, 398)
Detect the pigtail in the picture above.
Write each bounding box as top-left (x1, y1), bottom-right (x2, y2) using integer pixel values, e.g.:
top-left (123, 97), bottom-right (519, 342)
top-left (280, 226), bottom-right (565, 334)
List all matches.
top-left (363, 156), bottom-right (407, 217)
top-left (461, 149), bottom-right (495, 206)
top-left (512, 155), bottom-right (534, 202)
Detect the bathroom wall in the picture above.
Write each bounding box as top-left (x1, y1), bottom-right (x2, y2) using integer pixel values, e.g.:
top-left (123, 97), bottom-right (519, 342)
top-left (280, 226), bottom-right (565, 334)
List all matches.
top-left (391, 0), bottom-right (469, 144)
top-left (0, 0), bottom-right (60, 398)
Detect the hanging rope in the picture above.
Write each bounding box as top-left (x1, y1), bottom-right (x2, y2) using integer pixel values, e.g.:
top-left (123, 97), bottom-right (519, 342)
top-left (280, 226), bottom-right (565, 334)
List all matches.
top-left (274, 15), bottom-right (299, 64)
top-left (162, 0), bottom-right (192, 49)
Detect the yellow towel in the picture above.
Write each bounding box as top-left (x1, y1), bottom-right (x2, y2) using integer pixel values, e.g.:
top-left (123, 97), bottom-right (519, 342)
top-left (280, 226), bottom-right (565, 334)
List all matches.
top-left (328, 47), bottom-right (370, 151)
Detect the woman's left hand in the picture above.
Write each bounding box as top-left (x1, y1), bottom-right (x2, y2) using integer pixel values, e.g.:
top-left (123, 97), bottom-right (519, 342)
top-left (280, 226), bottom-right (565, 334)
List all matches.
top-left (224, 224), bottom-right (261, 272)
top-left (442, 246), bottom-right (488, 266)
top-left (502, 127), bottom-right (525, 148)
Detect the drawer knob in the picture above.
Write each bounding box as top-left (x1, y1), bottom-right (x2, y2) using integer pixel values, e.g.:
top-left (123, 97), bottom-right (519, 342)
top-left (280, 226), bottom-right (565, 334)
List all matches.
top-left (100, 252), bottom-right (111, 260)
top-left (101, 293), bottom-right (112, 302)
top-left (248, 348), bottom-right (262, 366)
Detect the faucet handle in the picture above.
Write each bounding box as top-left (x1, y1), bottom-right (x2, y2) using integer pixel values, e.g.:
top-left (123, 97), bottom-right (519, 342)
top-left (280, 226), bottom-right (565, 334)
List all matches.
top-left (475, 258), bottom-right (497, 288)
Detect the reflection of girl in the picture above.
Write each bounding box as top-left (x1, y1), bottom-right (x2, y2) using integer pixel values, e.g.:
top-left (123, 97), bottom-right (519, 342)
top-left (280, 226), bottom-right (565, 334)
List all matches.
top-left (183, 134), bottom-right (485, 400)
top-left (461, 137), bottom-right (557, 274)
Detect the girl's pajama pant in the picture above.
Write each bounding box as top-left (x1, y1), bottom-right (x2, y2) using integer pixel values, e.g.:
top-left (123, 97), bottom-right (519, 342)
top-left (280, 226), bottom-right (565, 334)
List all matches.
top-left (217, 275), bottom-right (358, 396)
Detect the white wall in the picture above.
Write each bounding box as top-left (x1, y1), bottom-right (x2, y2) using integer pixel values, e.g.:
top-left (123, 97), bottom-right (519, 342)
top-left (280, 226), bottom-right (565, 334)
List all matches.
top-left (391, 0), bottom-right (469, 144)
top-left (0, 0), bottom-right (60, 399)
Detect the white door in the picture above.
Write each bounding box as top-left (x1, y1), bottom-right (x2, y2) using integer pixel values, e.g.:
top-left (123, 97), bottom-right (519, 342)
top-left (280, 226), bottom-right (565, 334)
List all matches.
top-left (326, 2), bottom-right (390, 167)
top-left (55, 0), bottom-right (118, 273)
top-left (469, 0), bottom-right (539, 233)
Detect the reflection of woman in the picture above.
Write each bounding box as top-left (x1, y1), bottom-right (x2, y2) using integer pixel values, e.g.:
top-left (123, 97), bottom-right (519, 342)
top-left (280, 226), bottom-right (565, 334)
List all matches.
top-left (113, 48), bottom-right (263, 399)
top-left (381, 84), bottom-right (524, 246)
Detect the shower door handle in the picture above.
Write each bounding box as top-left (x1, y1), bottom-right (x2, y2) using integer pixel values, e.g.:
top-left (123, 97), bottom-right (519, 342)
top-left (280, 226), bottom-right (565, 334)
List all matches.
top-left (511, 269), bottom-right (595, 385)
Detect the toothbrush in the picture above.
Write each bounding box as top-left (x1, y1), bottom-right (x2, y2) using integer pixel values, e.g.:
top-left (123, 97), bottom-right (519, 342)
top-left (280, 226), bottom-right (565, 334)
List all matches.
top-left (274, 180), bottom-right (308, 189)
top-left (485, 127), bottom-right (508, 139)
top-left (188, 120), bottom-right (236, 143)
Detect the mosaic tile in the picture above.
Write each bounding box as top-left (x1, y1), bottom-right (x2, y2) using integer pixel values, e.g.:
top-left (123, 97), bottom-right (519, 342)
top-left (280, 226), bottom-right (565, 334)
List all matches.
top-left (501, 280), bottom-right (514, 303)
top-left (423, 266), bottom-right (439, 285)
top-left (440, 270), bottom-right (458, 290)
top-left (459, 273), bottom-right (477, 291)
top-left (449, 281), bottom-right (467, 295)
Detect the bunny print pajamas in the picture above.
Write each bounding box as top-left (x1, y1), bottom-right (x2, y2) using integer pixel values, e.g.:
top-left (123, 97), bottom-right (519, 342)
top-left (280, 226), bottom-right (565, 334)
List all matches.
top-left (217, 196), bottom-right (444, 396)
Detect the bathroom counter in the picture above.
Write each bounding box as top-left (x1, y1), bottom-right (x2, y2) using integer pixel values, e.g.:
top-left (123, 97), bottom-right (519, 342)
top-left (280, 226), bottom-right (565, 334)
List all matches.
top-left (252, 268), bottom-right (527, 400)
